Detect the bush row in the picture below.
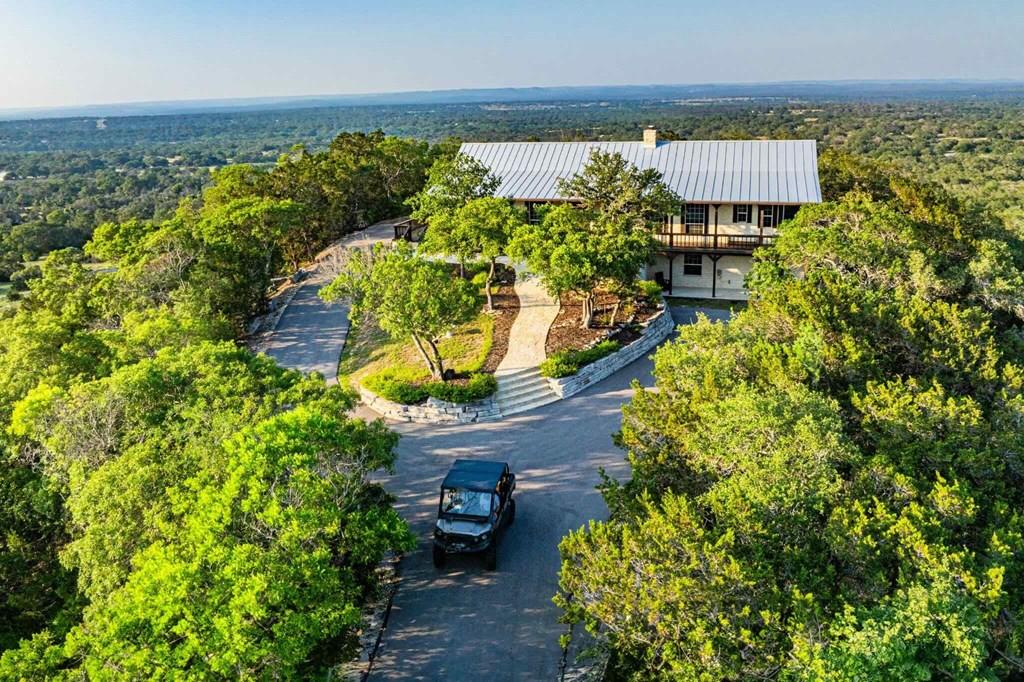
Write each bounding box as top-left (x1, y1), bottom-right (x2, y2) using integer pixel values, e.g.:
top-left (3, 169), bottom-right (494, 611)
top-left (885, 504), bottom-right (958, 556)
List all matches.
top-left (363, 371), bottom-right (498, 405)
top-left (540, 340), bottom-right (622, 378)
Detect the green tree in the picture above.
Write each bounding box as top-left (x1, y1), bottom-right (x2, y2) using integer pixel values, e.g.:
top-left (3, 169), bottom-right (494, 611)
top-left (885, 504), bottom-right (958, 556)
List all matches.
top-left (406, 152), bottom-right (499, 225)
top-left (509, 151), bottom-right (677, 327)
top-left (2, 400), bottom-right (413, 679)
top-left (321, 242), bottom-right (479, 379)
top-left (557, 149), bottom-right (680, 222)
top-left (508, 206), bottom-right (655, 328)
top-left (421, 197), bottom-right (524, 310)
top-left (556, 157), bottom-right (1024, 680)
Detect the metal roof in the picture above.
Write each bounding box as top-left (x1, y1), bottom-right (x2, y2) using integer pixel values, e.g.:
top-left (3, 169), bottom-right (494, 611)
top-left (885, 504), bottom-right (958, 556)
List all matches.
top-left (441, 459), bottom-right (508, 492)
top-left (459, 139), bottom-right (822, 204)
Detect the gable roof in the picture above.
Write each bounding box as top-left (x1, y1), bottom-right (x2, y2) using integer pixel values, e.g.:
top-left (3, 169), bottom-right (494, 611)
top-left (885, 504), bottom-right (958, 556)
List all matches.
top-left (459, 139), bottom-right (821, 205)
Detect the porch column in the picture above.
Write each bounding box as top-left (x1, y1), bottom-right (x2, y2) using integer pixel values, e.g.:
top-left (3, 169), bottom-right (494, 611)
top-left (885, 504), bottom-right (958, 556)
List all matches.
top-left (667, 254), bottom-right (676, 296)
top-left (709, 254), bottom-right (722, 298)
top-left (712, 204), bottom-right (720, 249)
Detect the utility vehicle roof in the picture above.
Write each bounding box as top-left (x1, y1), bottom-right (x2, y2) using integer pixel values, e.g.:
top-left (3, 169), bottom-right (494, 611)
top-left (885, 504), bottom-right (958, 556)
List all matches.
top-left (441, 459), bottom-right (508, 492)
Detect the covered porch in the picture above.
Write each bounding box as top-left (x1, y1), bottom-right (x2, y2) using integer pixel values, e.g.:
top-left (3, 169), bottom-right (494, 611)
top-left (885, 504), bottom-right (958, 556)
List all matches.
top-left (665, 285), bottom-right (748, 301)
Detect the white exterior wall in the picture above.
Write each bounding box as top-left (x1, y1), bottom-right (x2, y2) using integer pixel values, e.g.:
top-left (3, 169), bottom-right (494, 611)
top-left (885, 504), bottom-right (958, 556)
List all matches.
top-left (662, 203), bottom-right (779, 238)
top-left (510, 200), bottom-right (787, 300)
top-left (648, 253), bottom-right (752, 300)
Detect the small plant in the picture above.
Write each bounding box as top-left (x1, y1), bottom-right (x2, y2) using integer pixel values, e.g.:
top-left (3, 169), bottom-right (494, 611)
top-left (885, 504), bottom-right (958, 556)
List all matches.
top-left (540, 340), bottom-right (622, 378)
top-left (362, 371), bottom-right (498, 404)
top-left (637, 280), bottom-right (663, 307)
top-left (363, 372), bottom-right (429, 404)
top-left (471, 271), bottom-right (489, 289)
top-left (424, 373), bottom-right (498, 403)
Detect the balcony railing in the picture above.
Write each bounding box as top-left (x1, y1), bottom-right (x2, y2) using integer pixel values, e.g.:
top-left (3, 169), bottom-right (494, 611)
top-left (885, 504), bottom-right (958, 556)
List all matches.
top-left (654, 232), bottom-right (776, 252)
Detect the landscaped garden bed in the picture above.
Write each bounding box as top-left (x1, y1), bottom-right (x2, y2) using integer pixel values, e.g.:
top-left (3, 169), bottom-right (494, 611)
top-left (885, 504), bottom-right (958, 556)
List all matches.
top-left (337, 265), bottom-right (518, 406)
top-left (545, 303), bottom-right (674, 398)
top-left (543, 281), bottom-right (664, 378)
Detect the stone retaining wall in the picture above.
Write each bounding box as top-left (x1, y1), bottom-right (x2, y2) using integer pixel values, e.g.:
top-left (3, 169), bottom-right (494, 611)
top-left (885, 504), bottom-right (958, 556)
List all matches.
top-left (547, 305), bottom-right (674, 399)
top-left (358, 385), bottom-right (502, 424)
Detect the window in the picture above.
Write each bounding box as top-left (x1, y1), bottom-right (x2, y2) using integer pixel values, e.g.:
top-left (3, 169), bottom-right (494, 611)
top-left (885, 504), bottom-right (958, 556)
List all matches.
top-left (441, 488), bottom-right (494, 518)
top-left (682, 254), bottom-right (702, 276)
top-left (683, 204), bottom-right (707, 234)
top-left (733, 204), bottom-right (752, 223)
top-left (758, 205), bottom-right (801, 229)
top-left (525, 202), bottom-right (544, 225)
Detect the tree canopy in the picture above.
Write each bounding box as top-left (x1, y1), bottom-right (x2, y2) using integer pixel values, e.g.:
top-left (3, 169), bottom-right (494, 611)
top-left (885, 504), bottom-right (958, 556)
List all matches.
top-left (557, 158), bottom-right (1024, 680)
top-left (406, 152), bottom-right (499, 225)
top-left (508, 151), bottom-right (677, 327)
top-left (421, 197), bottom-right (524, 310)
top-left (321, 242), bottom-right (480, 380)
top-left (0, 132), bottom-right (427, 677)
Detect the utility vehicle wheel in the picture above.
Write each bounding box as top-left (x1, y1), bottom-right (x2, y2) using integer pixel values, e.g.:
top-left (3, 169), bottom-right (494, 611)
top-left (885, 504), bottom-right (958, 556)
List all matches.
top-left (432, 545), bottom-right (445, 568)
top-left (507, 498), bottom-right (516, 525)
top-left (484, 544), bottom-right (497, 571)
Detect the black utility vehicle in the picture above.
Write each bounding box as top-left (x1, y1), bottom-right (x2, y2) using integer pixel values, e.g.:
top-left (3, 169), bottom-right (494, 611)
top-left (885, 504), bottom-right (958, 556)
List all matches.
top-left (432, 459), bottom-right (516, 571)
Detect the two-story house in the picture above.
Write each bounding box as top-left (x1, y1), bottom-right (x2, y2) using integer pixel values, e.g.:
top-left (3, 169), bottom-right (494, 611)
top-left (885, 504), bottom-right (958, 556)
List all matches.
top-left (458, 130), bottom-right (821, 299)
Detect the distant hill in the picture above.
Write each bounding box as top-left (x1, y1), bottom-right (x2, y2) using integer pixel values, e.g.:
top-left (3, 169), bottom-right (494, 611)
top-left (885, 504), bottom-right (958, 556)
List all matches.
top-left (3, 80), bottom-right (1024, 122)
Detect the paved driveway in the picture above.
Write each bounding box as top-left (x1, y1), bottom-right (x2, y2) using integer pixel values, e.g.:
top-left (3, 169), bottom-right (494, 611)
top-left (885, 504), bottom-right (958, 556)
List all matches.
top-left (366, 305), bottom-right (734, 681)
top-left (365, 356), bottom-right (651, 681)
top-left (262, 221), bottom-right (397, 383)
top-left (263, 267), bottom-right (350, 383)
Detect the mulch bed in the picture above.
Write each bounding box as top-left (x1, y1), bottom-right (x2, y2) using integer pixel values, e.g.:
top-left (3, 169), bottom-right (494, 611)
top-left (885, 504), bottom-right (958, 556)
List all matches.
top-left (480, 266), bottom-right (520, 373)
top-left (545, 290), bottom-right (660, 355)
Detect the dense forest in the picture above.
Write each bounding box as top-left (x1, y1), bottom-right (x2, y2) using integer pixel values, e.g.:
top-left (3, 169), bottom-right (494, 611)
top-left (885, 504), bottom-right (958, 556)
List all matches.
top-left (558, 153), bottom-right (1024, 680)
top-left (2, 94), bottom-right (1023, 286)
top-left (0, 132), bottom-right (441, 677)
top-left (1, 90), bottom-right (1023, 678)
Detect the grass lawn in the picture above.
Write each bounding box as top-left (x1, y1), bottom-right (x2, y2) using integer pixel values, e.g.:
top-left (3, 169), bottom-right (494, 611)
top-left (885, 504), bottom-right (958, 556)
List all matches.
top-left (666, 296), bottom-right (748, 313)
top-left (337, 312), bottom-right (494, 390)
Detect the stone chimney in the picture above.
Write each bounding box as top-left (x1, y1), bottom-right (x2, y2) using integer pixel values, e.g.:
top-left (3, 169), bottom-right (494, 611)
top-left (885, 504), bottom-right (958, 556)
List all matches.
top-left (643, 127), bottom-right (658, 149)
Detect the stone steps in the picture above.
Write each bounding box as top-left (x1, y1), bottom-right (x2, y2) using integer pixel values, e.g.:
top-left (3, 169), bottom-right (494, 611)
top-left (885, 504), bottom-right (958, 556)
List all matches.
top-left (495, 367), bottom-right (559, 416)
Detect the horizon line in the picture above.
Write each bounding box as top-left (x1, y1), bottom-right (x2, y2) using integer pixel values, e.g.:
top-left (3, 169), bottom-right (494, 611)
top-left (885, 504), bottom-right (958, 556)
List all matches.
top-left (3, 78), bottom-right (1023, 122)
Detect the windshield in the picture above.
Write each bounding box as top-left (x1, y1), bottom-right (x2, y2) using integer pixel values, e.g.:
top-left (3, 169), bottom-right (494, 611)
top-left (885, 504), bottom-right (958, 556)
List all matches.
top-left (441, 488), bottom-right (494, 518)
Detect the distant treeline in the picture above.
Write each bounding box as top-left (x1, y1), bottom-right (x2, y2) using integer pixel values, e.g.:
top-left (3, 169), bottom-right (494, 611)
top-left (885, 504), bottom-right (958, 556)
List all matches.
top-left (1, 97), bottom-right (1023, 282)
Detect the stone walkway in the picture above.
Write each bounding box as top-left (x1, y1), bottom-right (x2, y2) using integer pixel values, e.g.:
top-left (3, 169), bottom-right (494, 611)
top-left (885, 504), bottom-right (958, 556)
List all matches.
top-left (492, 271), bottom-right (561, 416)
top-left (495, 272), bottom-right (559, 373)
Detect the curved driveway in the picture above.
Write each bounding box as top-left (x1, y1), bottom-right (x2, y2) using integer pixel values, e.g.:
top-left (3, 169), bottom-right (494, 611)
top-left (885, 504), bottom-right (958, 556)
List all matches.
top-left (361, 356), bottom-right (650, 681)
top-left (259, 252), bottom-right (730, 680)
top-left (263, 222), bottom-right (396, 383)
top-left (363, 305), bottom-right (730, 681)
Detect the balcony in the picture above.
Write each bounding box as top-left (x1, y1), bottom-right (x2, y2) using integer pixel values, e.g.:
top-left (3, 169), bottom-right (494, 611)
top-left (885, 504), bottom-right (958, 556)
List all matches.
top-left (654, 232), bottom-right (776, 253)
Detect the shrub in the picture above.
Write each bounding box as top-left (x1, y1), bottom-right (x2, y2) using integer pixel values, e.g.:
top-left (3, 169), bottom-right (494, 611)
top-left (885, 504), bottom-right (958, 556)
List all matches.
top-left (424, 373), bottom-right (498, 403)
top-left (471, 271), bottom-right (489, 289)
top-left (637, 280), bottom-right (663, 307)
top-left (362, 371), bottom-right (498, 405)
top-left (540, 340), bottom-right (622, 378)
top-left (362, 372), bottom-right (428, 404)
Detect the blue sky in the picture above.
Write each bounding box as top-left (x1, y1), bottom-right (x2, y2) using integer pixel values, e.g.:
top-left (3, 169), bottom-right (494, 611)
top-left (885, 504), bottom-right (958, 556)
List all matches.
top-left (1, 0), bottom-right (1021, 109)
